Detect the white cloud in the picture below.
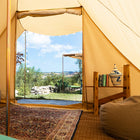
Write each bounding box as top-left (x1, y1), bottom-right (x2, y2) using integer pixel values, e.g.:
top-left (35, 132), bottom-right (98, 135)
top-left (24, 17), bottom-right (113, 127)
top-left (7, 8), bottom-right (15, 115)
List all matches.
top-left (26, 60), bottom-right (30, 64)
top-left (16, 41), bottom-right (24, 53)
top-left (40, 44), bottom-right (73, 54)
top-left (17, 31), bottom-right (81, 58)
top-left (27, 32), bottom-right (51, 46)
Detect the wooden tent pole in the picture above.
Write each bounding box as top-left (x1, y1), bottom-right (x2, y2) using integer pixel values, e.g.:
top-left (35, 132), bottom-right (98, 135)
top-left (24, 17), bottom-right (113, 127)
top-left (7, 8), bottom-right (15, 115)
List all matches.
top-left (24, 30), bottom-right (27, 98)
top-left (6, 0), bottom-right (11, 136)
top-left (14, 13), bottom-right (17, 102)
top-left (62, 55), bottom-right (64, 91)
top-left (82, 8), bottom-right (87, 109)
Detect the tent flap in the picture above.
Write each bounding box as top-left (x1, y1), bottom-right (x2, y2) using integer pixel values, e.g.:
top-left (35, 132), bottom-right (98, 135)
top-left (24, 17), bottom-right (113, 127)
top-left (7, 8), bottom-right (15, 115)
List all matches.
top-left (83, 9), bottom-right (140, 104)
top-left (79, 0), bottom-right (140, 70)
top-left (17, 7), bottom-right (82, 19)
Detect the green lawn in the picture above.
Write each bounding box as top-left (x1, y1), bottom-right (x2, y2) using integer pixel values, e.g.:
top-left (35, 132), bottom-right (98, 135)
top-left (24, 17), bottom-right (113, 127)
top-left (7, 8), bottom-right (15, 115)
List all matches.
top-left (16, 93), bottom-right (82, 101)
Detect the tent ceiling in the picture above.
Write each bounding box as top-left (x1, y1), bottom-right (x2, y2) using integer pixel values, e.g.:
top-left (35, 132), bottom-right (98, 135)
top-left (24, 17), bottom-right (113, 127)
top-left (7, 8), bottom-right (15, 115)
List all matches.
top-left (0, 0), bottom-right (17, 35)
top-left (18, 0), bottom-right (81, 11)
top-left (80, 0), bottom-right (140, 70)
top-left (19, 14), bottom-right (82, 35)
top-left (17, 0), bottom-right (82, 36)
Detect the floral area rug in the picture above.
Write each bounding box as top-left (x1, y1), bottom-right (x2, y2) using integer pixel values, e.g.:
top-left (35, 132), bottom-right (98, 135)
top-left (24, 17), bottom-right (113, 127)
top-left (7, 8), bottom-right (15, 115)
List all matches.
top-left (0, 104), bottom-right (82, 140)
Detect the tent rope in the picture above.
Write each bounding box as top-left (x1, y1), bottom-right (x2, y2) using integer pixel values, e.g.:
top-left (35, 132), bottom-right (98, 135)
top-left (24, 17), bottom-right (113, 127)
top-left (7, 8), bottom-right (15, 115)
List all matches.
top-left (24, 30), bottom-right (27, 98)
top-left (97, 0), bottom-right (140, 38)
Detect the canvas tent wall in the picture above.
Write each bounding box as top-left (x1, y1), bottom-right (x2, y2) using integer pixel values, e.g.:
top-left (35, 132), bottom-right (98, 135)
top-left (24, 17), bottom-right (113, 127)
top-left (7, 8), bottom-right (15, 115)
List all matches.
top-left (82, 9), bottom-right (140, 103)
top-left (81, 0), bottom-right (140, 103)
top-left (0, 0), bottom-right (24, 101)
top-left (0, 0), bottom-right (140, 103)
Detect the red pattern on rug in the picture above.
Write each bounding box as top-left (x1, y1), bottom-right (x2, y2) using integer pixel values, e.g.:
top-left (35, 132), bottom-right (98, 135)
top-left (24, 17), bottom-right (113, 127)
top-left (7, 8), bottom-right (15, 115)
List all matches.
top-left (0, 105), bottom-right (81, 140)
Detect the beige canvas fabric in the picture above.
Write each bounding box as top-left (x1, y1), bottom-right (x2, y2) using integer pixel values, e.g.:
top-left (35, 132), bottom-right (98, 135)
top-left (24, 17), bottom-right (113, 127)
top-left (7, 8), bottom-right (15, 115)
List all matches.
top-left (19, 14), bottom-right (82, 36)
top-left (16, 0), bottom-right (140, 69)
top-left (0, 0), bottom-right (16, 35)
top-left (17, 0), bottom-right (82, 35)
top-left (18, 0), bottom-right (80, 11)
top-left (0, 0), bottom-right (140, 101)
top-left (0, 17), bottom-right (16, 100)
top-left (0, 0), bottom-right (21, 100)
top-left (80, 0), bottom-right (140, 70)
top-left (82, 9), bottom-right (140, 103)
top-left (100, 96), bottom-right (140, 140)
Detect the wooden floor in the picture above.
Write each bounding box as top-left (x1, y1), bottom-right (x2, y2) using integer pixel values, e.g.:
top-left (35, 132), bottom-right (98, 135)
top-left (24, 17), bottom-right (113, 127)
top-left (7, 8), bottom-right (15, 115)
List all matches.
top-left (0, 103), bottom-right (6, 108)
top-left (73, 112), bottom-right (116, 140)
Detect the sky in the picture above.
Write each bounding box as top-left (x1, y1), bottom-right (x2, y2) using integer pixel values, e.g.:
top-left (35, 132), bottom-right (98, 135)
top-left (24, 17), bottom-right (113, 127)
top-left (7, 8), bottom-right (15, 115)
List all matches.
top-left (17, 31), bottom-right (82, 72)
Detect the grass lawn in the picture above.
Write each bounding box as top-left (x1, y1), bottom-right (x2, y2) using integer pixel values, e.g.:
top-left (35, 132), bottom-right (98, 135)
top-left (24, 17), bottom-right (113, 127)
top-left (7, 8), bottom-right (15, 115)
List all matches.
top-left (16, 92), bottom-right (82, 101)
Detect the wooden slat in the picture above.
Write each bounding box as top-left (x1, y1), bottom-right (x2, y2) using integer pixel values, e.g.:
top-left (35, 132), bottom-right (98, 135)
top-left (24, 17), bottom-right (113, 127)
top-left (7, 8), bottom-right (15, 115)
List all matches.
top-left (17, 103), bottom-right (83, 109)
top-left (99, 92), bottom-right (125, 105)
top-left (93, 72), bottom-right (98, 115)
top-left (123, 65), bottom-right (130, 99)
top-left (85, 86), bottom-right (94, 88)
top-left (98, 86), bottom-right (123, 88)
top-left (86, 86), bottom-right (123, 88)
top-left (85, 87), bottom-right (88, 110)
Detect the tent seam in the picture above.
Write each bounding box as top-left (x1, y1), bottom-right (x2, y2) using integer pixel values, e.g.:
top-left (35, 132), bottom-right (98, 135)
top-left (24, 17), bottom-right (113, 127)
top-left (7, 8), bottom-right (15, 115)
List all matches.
top-left (97, 0), bottom-right (140, 39)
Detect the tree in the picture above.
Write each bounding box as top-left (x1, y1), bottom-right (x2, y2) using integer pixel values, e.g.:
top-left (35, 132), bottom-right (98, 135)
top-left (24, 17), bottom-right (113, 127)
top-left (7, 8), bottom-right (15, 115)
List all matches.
top-left (55, 78), bottom-right (69, 92)
top-left (76, 59), bottom-right (82, 73)
top-left (70, 59), bottom-right (82, 85)
top-left (16, 52), bottom-right (24, 65)
top-left (70, 73), bottom-right (81, 85)
top-left (43, 73), bottom-right (62, 86)
top-left (16, 64), bottom-right (43, 96)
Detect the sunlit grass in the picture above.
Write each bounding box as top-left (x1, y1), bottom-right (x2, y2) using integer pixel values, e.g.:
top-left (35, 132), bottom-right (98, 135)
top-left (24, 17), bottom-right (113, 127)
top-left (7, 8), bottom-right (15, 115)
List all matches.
top-left (16, 92), bottom-right (82, 101)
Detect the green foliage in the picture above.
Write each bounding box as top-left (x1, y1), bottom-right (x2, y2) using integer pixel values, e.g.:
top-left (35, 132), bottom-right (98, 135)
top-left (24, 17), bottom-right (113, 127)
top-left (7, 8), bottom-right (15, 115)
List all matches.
top-left (42, 72), bottom-right (62, 86)
top-left (55, 78), bottom-right (69, 92)
top-left (42, 73), bottom-right (70, 92)
top-left (70, 73), bottom-right (81, 85)
top-left (16, 59), bottom-right (82, 96)
top-left (73, 83), bottom-right (80, 86)
top-left (16, 64), bottom-right (43, 96)
top-left (70, 59), bottom-right (82, 85)
top-left (76, 59), bottom-right (82, 73)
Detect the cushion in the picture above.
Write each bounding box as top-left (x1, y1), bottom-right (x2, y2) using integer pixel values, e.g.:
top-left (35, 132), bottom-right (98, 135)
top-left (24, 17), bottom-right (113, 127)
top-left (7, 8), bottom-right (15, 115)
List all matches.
top-left (100, 96), bottom-right (140, 140)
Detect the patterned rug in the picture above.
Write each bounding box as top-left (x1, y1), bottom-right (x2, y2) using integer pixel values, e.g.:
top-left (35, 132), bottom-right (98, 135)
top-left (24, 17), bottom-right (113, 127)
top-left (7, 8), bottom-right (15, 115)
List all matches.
top-left (0, 104), bottom-right (82, 140)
